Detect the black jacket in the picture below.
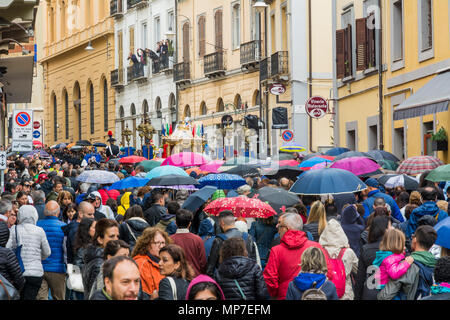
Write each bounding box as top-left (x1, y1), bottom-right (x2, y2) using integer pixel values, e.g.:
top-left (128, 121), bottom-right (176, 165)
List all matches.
top-left (214, 256), bottom-right (269, 300)
top-left (144, 204), bottom-right (167, 227)
top-left (157, 276), bottom-right (190, 300)
top-left (62, 221), bottom-right (79, 264)
top-left (82, 245), bottom-right (104, 299)
top-left (0, 222), bottom-right (25, 291)
top-left (119, 218), bottom-right (150, 250)
top-left (303, 222), bottom-right (319, 242)
top-left (354, 240), bottom-right (381, 300)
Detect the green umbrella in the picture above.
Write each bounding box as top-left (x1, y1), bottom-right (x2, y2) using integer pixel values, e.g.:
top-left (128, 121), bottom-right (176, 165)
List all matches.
top-left (211, 189), bottom-right (226, 201)
top-left (425, 164), bottom-right (450, 182)
top-left (138, 160), bottom-right (162, 172)
top-left (379, 159), bottom-right (399, 171)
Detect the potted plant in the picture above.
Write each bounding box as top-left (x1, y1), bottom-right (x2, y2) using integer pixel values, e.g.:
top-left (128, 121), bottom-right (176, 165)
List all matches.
top-left (431, 127), bottom-right (448, 151)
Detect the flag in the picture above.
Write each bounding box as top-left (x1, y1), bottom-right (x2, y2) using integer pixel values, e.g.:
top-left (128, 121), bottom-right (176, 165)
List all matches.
top-left (169, 124), bottom-right (173, 135)
top-left (201, 124), bottom-right (204, 137)
top-left (161, 125), bottom-right (166, 136)
top-left (197, 125), bottom-right (201, 137)
top-left (166, 124), bottom-right (170, 136)
top-left (192, 124), bottom-right (196, 137)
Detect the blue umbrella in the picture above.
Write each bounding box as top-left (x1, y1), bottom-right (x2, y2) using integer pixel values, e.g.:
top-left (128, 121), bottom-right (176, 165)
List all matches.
top-left (198, 174), bottom-right (247, 190)
top-left (83, 153), bottom-right (102, 163)
top-left (76, 170), bottom-right (120, 184)
top-left (107, 176), bottom-right (149, 190)
top-left (227, 190), bottom-right (239, 198)
top-left (145, 165), bottom-right (189, 179)
top-left (289, 168), bottom-right (368, 195)
top-left (299, 157), bottom-right (332, 170)
top-left (325, 147), bottom-right (351, 156)
top-left (182, 186), bottom-right (218, 212)
top-left (434, 217), bottom-right (450, 249)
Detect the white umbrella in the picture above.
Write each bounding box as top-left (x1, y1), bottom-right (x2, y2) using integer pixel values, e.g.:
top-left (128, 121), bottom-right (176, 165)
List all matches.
top-left (76, 170), bottom-right (120, 184)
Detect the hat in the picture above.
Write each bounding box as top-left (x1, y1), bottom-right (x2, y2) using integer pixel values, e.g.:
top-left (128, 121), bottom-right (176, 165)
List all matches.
top-left (365, 178), bottom-right (379, 188)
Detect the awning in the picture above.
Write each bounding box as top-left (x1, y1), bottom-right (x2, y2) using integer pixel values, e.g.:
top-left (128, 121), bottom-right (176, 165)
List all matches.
top-left (393, 70), bottom-right (450, 121)
top-left (0, 55), bottom-right (34, 103)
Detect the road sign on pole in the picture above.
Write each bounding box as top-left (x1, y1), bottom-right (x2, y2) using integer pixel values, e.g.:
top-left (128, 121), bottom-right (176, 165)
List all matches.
top-left (306, 96), bottom-right (328, 119)
top-left (282, 130), bottom-right (294, 142)
top-left (0, 152), bottom-right (6, 170)
top-left (12, 109), bottom-right (34, 152)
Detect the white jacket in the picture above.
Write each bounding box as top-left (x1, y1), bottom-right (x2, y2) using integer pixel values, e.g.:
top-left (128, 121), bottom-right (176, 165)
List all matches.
top-left (7, 205), bottom-right (51, 277)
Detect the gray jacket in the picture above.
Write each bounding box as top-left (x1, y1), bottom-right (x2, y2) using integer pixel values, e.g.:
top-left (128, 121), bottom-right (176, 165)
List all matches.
top-left (377, 263), bottom-right (419, 301)
top-left (6, 205), bottom-right (51, 277)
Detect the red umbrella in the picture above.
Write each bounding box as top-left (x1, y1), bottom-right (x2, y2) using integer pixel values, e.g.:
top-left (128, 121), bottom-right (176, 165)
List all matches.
top-left (33, 140), bottom-right (43, 148)
top-left (396, 156), bottom-right (444, 176)
top-left (204, 196), bottom-right (277, 218)
top-left (119, 155), bottom-right (148, 164)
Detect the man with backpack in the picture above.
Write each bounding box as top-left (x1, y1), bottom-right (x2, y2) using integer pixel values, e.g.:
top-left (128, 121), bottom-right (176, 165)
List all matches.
top-left (205, 210), bottom-right (257, 277)
top-left (377, 225), bottom-right (438, 300)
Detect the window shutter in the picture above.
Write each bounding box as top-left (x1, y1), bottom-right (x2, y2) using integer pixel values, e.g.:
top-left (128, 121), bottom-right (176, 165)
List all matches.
top-left (367, 14), bottom-right (376, 68)
top-left (356, 18), bottom-right (367, 71)
top-left (199, 16), bottom-right (206, 57)
top-left (129, 26), bottom-right (135, 55)
top-left (183, 22), bottom-right (190, 62)
top-left (215, 10), bottom-right (223, 51)
top-left (336, 29), bottom-right (345, 79)
top-left (344, 24), bottom-right (353, 77)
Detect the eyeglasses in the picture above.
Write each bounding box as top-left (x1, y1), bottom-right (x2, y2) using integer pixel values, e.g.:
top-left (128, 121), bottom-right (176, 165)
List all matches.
top-left (23, 184), bottom-right (31, 187)
top-left (151, 241), bottom-right (166, 246)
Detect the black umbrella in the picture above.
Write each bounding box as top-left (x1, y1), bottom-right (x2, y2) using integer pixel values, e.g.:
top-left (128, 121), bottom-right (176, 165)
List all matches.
top-left (146, 175), bottom-right (199, 187)
top-left (223, 164), bottom-right (261, 177)
top-left (263, 166), bottom-right (303, 180)
top-left (366, 150), bottom-right (400, 163)
top-left (182, 186), bottom-right (218, 212)
top-left (377, 174), bottom-right (419, 191)
top-left (333, 151), bottom-right (375, 161)
top-left (93, 142), bottom-right (107, 148)
top-left (358, 169), bottom-right (384, 179)
top-left (301, 152), bottom-right (324, 161)
top-left (76, 140), bottom-right (92, 146)
top-left (273, 153), bottom-right (297, 161)
top-left (256, 187), bottom-right (300, 213)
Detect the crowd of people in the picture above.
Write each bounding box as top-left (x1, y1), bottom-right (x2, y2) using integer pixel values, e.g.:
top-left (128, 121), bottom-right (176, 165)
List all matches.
top-left (0, 149), bottom-right (449, 301)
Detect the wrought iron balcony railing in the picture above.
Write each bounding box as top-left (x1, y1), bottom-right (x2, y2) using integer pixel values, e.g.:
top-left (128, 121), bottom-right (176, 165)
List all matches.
top-left (270, 51), bottom-right (289, 78)
top-left (110, 0), bottom-right (123, 17)
top-left (204, 51), bottom-right (226, 78)
top-left (240, 40), bottom-right (261, 69)
top-left (174, 62), bottom-right (190, 84)
top-left (260, 57), bottom-right (269, 82)
top-left (111, 68), bottom-right (124, 87)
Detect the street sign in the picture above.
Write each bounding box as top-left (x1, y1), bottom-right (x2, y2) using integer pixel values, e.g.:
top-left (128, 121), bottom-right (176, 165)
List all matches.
top-left (11, 140), bottom-right (33, 152)
top-left (33, 130), bottom-right (41, 139)
top-left (0, 151), bottom-right (6, 170)
top-left (306, 96), bottom-right (328, 119)
top-left (33, 121), bottom-right (40, 129)
top-left (269, 83), bottom-right (286, 96)
top-left (12, 109), bottom-right (33, 141)
top-left (282, 130), bottom-right (294, 142)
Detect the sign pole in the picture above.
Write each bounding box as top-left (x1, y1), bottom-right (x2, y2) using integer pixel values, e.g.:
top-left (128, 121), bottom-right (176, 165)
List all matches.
top-left (0, 170), bottom-right (3, 193)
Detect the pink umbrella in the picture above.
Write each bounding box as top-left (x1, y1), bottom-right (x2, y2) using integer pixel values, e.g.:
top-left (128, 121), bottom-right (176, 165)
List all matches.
top-left (200, 160), bottom-right (225, 173)
top-left (161, 152), bottom-right (208, 167)
top-left (279, 160), bottom-right (300, 167)
top-left (310, 162), bottom-right (328, 170)
top-left (330, 157), bottom-right (381, 176)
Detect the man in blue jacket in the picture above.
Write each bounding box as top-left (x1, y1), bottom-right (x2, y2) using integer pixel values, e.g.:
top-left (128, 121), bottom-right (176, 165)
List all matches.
top-left (36, 200), bottom-right (67, 300)
top-left (362, 178), bottom-right (404, 223)
top-left (406, 187), bottom-right (448, 238)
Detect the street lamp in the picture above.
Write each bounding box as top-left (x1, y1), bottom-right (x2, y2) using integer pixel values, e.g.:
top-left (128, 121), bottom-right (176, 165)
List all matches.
top-left (85, 40), bottom-right (94, 51)
top-left (122, 124), bottom-right (132, 147)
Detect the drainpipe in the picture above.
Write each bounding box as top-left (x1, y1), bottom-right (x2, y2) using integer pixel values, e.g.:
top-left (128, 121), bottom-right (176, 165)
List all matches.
top-left (332, 0), bottom-right (339, 147)
top-left (378, 1), bottom-right (384, 150)
top-left (308, 0), bottom-right (314, 153)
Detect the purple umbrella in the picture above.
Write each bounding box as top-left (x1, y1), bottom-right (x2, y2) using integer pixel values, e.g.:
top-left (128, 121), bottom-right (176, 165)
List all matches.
top-left (330, 157), bottom-right (381, 176)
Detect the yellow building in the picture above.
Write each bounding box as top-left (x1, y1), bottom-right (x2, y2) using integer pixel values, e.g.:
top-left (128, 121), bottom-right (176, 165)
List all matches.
top-left (40, 0), bottom-right (115, 145)
top-left (335, 0), bottom-right (450, 163)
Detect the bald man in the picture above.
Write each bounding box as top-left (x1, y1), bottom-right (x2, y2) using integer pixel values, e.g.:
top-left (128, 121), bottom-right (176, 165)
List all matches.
top-left (37, 201), bottom-right (67, 300)
top-left (279, 178), bottom-right (291, 191)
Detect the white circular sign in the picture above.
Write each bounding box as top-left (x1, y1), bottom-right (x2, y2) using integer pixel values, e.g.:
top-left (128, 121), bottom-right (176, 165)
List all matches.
top-left (269, 84), bottom-right (286, 96)
top-left (306, 96), bottom-right (328, 119)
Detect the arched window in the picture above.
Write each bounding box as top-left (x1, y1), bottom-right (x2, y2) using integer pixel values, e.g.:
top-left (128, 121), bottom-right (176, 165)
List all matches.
top-left (252, 90), bottom-right (261, 107)
top-left (52, 92), bottom-right (57, 141)
top-left (155, 97), bottom-right (162, 118)
top-left (119, 105), bottom-right (125, 146)
top-left (89, 82), bottom-right (95, 134)
top-left (63, 89), bottom-right (69, 140)
top-left (234, 94), bottom-right (242, 110)
top-left (169, 93), bottom-right (177, 126)
top-left (183, 22), bottom-right (190, 62)
top-left (142, 99), bottom-right (149, 115)
top-left (103, 78), bottom-right (108, 131)
top-left (217, 98), bottom-right (224, 112)
top-left (131, 103), bottom-right (136, 116)
top-left (119, 105), bottom-right (125, 118)
top-left (73, 81), bottom-right (81, 140)
top-left (200, 101), bottom-right (207, 115)
top-left (184, 105), bottom-right (191, 118)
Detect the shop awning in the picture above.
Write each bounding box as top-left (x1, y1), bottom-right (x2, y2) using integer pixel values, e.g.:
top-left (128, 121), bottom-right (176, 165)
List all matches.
top-left (0, 55), bottom-right (34, 103)
top-left (393, 70), bottom-right (450, 121)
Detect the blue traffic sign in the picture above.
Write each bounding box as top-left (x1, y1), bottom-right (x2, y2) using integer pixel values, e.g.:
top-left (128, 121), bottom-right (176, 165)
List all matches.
top-left (282, 130), bottom-right (294, 142)
top-left (33, 130), bottom-right (41, 139)
top-left (15, 112), bottom-right (31, 127)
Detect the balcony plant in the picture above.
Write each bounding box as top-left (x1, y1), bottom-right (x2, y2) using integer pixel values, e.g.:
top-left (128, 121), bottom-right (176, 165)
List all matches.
top-left (431, 127), bottom-right (448, 151)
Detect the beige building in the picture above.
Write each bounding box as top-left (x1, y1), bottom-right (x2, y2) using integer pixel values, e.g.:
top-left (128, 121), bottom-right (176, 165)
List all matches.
top-left (40, 0), bottom-right (116, 145)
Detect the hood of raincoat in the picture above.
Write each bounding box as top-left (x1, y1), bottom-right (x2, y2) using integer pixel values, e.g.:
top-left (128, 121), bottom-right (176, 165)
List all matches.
top-left (198, 218), bottom-right (215, 238)
top-left (341, 205), bottom-right (361, 225)
top-left (319, 219), bottom-right (349, 258)
top-left (17, 205), bottom-right (38, 225)
top-left (217, 256), bottom-right (255, 279)
top-left (281, 230), bottom-right (308, 250)
top-left (293, 272), bottom-right (327, 291)
top-left (185, 274), bottom-right (225, 300)
top-left (373, 250), bottom-right (394, 267)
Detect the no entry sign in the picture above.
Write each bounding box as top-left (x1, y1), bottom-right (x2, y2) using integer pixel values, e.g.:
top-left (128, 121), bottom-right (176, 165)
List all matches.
top-left (306, 96), bottom-right (328, 119)
top-left (282, 130), bottom-right (294, 142)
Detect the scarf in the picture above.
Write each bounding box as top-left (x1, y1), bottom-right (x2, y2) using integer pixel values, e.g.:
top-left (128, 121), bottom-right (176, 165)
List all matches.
top-left (431, 282), bottom-right (450, 295)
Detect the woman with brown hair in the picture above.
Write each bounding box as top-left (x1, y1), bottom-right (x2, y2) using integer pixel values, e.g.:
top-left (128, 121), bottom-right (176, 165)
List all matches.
top-left (155, 244), bottom-right (195, 300)
top-left (303, 201), bottom-right (327, 242)
top-left (57, 190), bottom-right (73, 221)
top-left (132, 227), bottom-right (172, 297)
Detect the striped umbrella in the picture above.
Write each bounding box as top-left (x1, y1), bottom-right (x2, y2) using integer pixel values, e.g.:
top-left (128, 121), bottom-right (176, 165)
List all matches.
top-left (279, 143), bottom-right (306, 153)
top-left (396, 156), bottom-right (444, 176)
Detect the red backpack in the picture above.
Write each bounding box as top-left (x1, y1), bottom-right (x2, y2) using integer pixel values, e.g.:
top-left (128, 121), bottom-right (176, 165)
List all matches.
top-left (324, 248), bottom-right (347, 298)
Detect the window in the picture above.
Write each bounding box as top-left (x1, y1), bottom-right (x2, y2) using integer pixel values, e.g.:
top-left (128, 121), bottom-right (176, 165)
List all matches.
top-left (89, 83), bottom-right (95, 134)
top-left (64, 90), bottom-right (69, 139)
top-left (234, 94), bottom-right (242, 110)
top-left (217, 98), bottom-right (224, 112)
top-left (198, 15), bottom-right (206, 57)
top-left (215, 9), bottom-right (223, 51)
top-left (103, 79), bottom-right (108, 132)
top-left (281, 6), bottom-right (288, 51)
top-left (168, 11), bottom-right (174, 32)
top-left (419, 0), bottom-right (433, 52)
top-left (60, 1), bottom-right (66, 39)
top-left (392, 0), bottom-right (404, 62)
top-left (142, 22), bottom-right (148, 49)
top-left (118, 30), bottom-right (123, 69)
top-left (336, 25), bottom-right (353, 78)
top-left (182, 22), bottom-right (190, 62)
top-left (53, 93), bottom-right (57, 141)
top-left (356, 14), bottom-right (376, 71)
top-left (155, 17), bottom-right (161, 44)
top-left (184, 105), bottom-right (191, 118)
top-left (129, 26), bottom-right (135, 55)
top-left (155, 97), bottom-right (162, 118)
top-left (232, 3), bottom-right (240, 49)
top-left (142, 99), bottom-right (149, 115)
top-left (200, 101), bottom-right (207, 115)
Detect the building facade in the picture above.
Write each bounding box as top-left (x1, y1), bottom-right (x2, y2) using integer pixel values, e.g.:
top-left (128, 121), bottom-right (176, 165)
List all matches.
top-left (112, 0), bottom-right (177, 151)
top-left (334, 0), bottom-right (450, 162)
top-left (40, 0), bottom-right (116, 145)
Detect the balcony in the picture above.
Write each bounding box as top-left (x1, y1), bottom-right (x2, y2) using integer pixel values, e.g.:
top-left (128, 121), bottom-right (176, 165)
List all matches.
top-left (111, 68), bottom-right (124, 89)
top-left (174, 62), bottom-right (190, 85)
top-left (270, 51), bottom-right (289, 79)
top-left (127, 63), bottom-right (148, 83)
top-left (110, 0), bottom-right (123, 18)
top-left (260, 57), bottom-right (269, 83)
top-left (152, 54), bottom-right (173, 75)
top-left (127, 0), bottom-right (148, 9)
top-left (204, 51), bottom-right (226, 78)
top-left (240, 40), bottom-right (261, 71)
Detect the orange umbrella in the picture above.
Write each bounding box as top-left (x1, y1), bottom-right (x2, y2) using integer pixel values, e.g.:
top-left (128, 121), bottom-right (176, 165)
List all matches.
top-left (67, 142), bottom-right (76, 149)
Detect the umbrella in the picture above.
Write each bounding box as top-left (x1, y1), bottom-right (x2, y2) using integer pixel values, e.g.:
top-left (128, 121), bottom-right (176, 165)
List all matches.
top-left (301, 153), bottom-right (324, 161)
top-left (396, 156), bottom-right (444, 176)
top-left (24, 149), bottom-right (50, 158)
top-left (70, 145), bottom-right (83, 151)
top-left (434, 217), bottom-right (450, 249)
top-left (255, 187), bottom-right (300, 213)
top-left (145, 165), bottom-right (189, 179)
top-left (222, 164), bottom-right (261, 177)
top-left (138, 160), bottom-right (161, 172)
top-left (161, 152), bottom-right (208, 167)
top-left (278, 160), bottom-right (300, 167)
top-left (299, 157), bottom-right (333, 171)
top-left (185, 167), bottom-right (204, 176)
top-left (379, 159), bottom-right (400, 171)
top-left (76, 170), bottom-right (120, 184)
top-left (198, 174), bottom-right (247, 190)
top-left (76, 140), bottom-right (92, 146)
top-left (310, 162), bottom-right (328, 170)
top-left (289, 168), bottom-right (367, 195)
top-left (227, 190), bottom-right (239, 198)
top-left (366, 150), bottom-right (401, 163)
top-left (325, 147), bottom-right (351, 156)
top-left (33, 141), bottom-right (43, 148)
top-left (223, 156), bottom-right (259, 166)
top-left (50, 143), bottom-right (67, 149)
top-left (330, 157), bottom-right (381, 176)
top-left (67, 142), bottom-right (76, 149)
top-left (146, 175), bottom-right (199, 186)
top-left (273, 153), bottom-right (297, 161)
top-left (263, 166), bottom-right (303, 180)
top-left (379, 174), bottom-right (419, 190)
top-left (119, 155), bottom-right (148, 164)
top-left (181, 186), bottom-right (218, 212)
top-left (199, 160), bottom-right (225, 173)
top-left (204, 196), bottom-right (278, 218)
top-left (108, 158), bottom-right (120, 166)
top-left (107, 176), bottom-right (150, 190)
top-left (425, 164), bottom-right (450, 182)
top-left (333, 151), bottom-right (375, 161)
top-left (279, 143), bottom-right (306, 153)
top-left (93, 142), bottom-right (107, 148)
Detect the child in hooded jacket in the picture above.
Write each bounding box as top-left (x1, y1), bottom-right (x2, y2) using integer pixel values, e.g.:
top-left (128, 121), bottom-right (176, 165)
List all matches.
top-left (372, 228), bottom-right (414, 298)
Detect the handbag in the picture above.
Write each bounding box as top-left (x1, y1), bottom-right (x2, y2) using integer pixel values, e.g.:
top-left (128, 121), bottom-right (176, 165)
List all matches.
top-left (167, 277), bottom-right (177, 300)
top-left (66, 264), bottom-right (84, 293)
top-left (0, 273), bottom-right (20, 300)
top-left (14, 226), bottom-right (25, 273)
